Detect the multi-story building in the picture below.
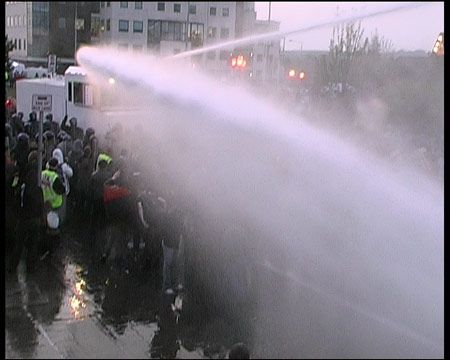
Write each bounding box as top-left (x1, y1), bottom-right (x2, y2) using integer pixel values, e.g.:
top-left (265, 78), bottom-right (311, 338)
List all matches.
top-left (5, 2), bottom-right (100, 68)
top-left (97, 1), bottom-right (280, 84)
top-left (98, 2), bottom-right (237, 73)
top-left (5, 1), bottom-right (281, 83)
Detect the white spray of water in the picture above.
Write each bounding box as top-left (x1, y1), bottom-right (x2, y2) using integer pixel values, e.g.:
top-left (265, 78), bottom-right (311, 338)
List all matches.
top-left (170, 2), bottom-right (428, 60)
top-left (77, 46), bottom-right (443, 358)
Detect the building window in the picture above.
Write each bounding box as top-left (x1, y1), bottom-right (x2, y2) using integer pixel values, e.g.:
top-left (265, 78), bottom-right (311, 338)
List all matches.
top-left (100, 19), bottom-right (105, 31)
top-left (188, 4), bottom-right (196, 14)
top-left (135, 1), bottom-right (142, 9)
top-left (100, 1), bottom-right (104, 8)
top-left (209, 7), bottom-right (216, 16)
top-left (148, 20), bottom-right (186, 43)
top-left (257, 54), bottom-right (263, 62)
top-left (133, 44), bottom-right (143, 52)
top-left (18, 39), bottom-right (21, 50)
top-left (68, 82), bottom-right (73, 102)
top-left (74, 83), bottom-right (83, 104)
top-left (23, 39), bottom-right (26, 50)
top-left (119, 20), bottom-right (129, 32)
top-left (219, 50), bottom-right (229, 60)
top-left (207, 26), bottom-right (216, 38)
top-left (58, 17), bottom-right (66, 29)
top-left (220, 28), bottom-right (229, 39)
top-left (207, 51), bottom-right (215, 60)
top-left (106, 2), bottom-right (110, 7)
top-left (222, 7), bottom-right (229, 17)
top-left (18, 15), bottom-right (22, 26)
top-left (106, 18), bottom-right (110, 31)
top-left (73, 82), bottom-right (94, 107)
top-left (189, 22), bottom-right (204, 47)
top-left (120, 2), bottom-right (128, 8)
top-left (118, 43), bottom-right (128, 51)
top-left (6, 17), bottom-right (10, 27)
top-left (14, 39), bottom-right (17, 48)
top-left (173, 3), bottom-right (181, 13)
top-left (157, 2), bottom-right (165, 11)
top-left (133, 20), bottom-right (143, 33)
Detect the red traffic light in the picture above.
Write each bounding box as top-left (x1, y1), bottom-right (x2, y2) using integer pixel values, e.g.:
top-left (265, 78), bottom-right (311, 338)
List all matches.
top-left (231, 54), bottom-right (247, 68)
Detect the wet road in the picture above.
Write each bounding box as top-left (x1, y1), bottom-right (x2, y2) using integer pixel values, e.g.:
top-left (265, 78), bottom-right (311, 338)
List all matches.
top-left (5, 221), bottom-right (246, 359)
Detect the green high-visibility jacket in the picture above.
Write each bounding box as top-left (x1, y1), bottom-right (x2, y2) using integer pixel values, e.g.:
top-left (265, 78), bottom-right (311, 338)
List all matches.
top-left (41, 169), bottom-right (63, 209)
top-left (97, 153), bottom-right (112, 168)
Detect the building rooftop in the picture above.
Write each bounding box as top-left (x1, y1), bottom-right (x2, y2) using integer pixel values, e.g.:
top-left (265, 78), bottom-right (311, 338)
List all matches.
top-left (17, 77), bottom-right (65, 86)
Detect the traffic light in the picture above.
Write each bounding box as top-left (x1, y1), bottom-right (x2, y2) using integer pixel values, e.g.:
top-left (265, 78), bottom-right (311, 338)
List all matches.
top-left (231, 54), bottom-right (247, 69)
top-left (432, 32), bottom-right (444, 56)
top-left (288, 69), bottom-right (306, 80)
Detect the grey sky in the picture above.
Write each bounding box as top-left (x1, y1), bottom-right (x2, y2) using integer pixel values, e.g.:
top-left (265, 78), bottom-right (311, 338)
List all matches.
top-left (254, 2), bottom-right (444, 51)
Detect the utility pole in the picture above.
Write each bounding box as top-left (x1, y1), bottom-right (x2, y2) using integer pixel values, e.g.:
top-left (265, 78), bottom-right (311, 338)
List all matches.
top-left (74, 2), bottom-right (78, 64)
top-left (186, 2), bottom-right (190, 51)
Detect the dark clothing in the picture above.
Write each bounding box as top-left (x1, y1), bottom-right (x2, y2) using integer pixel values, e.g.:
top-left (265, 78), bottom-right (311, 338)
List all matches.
top-left (61, 117), bottom-right (84, 141)
top-left (57, 140), bottom-right (73, 159)
top-left (19, 182), bottom-right (44, 222)
top-left (50, 121), bottom-right (60, 137)
top-left (89, 169), bottom-right (110, 201)
top-left (77, 156), bottom-right (93, 190)
top-left (50, 173), bottom-right (66, 197)
top-left (9, 178), bottom-right (44, 273)
top-left (5, 161), bottom-right (20, 255)
top-left (27, 120), bottom-right (40, 139)
top-left (160, 211), bottom-right (183, 250)
top-left (9, 218), bottom-right (41, 273)
top-left (10, 117), bottom-right (24, 136)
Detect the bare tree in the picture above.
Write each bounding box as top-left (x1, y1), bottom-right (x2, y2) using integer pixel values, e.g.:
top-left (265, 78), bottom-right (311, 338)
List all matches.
top-left (319, 21), bottom-right (367, 93)
top-left (367, 29), bottom-right (394, 55)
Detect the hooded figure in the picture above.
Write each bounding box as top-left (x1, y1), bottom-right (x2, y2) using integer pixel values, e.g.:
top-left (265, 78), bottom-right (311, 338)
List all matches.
top-left (68, 139), bottom-right (84, 169)
top-left (45, 113), bottom-right (60, 136)
top-left (10, 113), bottom-right (24, 136)
top-left (61, 116), bottom-right (84, 141)
top-left (52, 148), bottom-right (73, 195)
top-left (56, 131), bottom-right (73, 158)
top-left (43, 130), bottom-right (56, 165)
top-left (27, 112), bottom-right (39, 139)
top-left (12, 132), bottom-right (30, 183)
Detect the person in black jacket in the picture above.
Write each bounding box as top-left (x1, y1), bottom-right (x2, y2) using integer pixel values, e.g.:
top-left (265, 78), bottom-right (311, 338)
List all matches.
top-left (160, 202), bottom-right (184, 295)
top-left (8, 151), bottom-right (45, 274)
top-left (61, 116), bottom-right (84, 142)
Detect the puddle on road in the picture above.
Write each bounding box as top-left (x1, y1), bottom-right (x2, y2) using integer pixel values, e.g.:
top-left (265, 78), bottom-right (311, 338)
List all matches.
top-left (6, 237), bottom-right (238, 358)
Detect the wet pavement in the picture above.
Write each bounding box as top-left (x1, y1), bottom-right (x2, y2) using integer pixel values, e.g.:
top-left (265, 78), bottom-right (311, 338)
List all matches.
top-left (5, 220), bottom-right (246, 359)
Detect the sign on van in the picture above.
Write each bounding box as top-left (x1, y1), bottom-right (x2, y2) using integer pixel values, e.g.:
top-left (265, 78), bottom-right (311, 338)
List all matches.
top-left (32, 94), bottom-right (52, 111)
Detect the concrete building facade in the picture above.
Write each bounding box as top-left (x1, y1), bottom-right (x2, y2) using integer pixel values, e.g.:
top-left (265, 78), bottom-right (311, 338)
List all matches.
top-left (5, 1), bottom-right (100, 66)
top-left (97, 1), bottom-right (280, 84)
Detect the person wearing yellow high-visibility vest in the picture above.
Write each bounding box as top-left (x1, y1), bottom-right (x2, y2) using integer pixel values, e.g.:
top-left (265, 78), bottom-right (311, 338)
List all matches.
top-left (96, 151), bottom-right (113, 172)
top-left (41, 158), bottom-right (66, 229)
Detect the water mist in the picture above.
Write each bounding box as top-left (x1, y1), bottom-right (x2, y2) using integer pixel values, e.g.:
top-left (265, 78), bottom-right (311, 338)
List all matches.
top-left (76, 45), bottom-right (443, 358)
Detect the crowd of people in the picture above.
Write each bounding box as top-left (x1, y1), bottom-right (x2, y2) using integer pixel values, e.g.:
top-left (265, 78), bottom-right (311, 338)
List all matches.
top-left (5, 111), bottom-right (184, 296)
top-left (5, 110), bottom-right (251, 359)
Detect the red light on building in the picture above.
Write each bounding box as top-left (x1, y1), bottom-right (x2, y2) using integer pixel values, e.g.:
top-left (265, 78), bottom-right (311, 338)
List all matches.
top-left (231, 57), bottom-right (237, 67)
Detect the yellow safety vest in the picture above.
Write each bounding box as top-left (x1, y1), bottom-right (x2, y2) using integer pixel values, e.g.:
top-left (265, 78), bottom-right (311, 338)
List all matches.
top-left (41, 169), bottom-right (63, 209)
top-left (97, 153), bottom-right (112, 168)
